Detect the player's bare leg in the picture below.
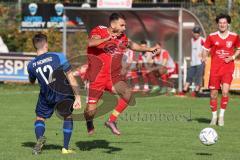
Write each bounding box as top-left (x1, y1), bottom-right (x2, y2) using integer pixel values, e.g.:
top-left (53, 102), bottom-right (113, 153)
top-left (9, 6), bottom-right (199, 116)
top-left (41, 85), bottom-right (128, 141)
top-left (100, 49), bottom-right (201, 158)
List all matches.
top-left (84, 104), bottom-right (97, 135)
top-left (210, 89), bottom-right (218, 125)
top-left (195, 85), bottom-right (200, 92)
top-left (218, 83), bottom-right (230, 126)
top-left (183, 82), bottom-right (190, 92)
top-left (105, 81), bottom-right (134, 135)
top-left (32, 117), bottom-right (46, 155)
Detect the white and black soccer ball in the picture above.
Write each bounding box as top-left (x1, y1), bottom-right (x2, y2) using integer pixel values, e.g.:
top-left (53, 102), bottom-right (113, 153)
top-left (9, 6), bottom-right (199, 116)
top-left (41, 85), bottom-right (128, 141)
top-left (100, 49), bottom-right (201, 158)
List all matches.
top-left (199, 127), bottom-right (218, 145)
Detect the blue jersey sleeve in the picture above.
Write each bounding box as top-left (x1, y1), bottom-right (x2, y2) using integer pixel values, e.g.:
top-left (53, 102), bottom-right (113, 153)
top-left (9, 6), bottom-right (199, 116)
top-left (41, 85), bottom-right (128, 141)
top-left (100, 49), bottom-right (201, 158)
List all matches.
top-left (57, 53), bottom-right (71, 72)
top-left (27, 61), bottom-right (36, 81)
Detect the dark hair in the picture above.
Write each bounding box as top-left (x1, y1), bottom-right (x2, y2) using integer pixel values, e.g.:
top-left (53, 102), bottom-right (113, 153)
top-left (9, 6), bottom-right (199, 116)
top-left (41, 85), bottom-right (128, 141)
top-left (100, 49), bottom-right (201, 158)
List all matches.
top-left (157, 42), bottom-right (162, 46)
top-left (140, 40), bottom-right (147, 45)
top-left (192, 26), bottom-right (201, 33)
top-left (32, 33), bottom-right (47, 50)
top-left (215, 13), bottom-right (231, 24)
top-left (109, 13), bottom-right (126, 23)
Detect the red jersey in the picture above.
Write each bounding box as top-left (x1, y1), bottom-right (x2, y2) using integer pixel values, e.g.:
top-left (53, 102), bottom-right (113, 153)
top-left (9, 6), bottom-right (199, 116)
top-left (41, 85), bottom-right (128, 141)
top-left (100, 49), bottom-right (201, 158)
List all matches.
top-left (86, 26), bottom-right (128, 81)
top-left (203, 31), bottom-right (240, 74)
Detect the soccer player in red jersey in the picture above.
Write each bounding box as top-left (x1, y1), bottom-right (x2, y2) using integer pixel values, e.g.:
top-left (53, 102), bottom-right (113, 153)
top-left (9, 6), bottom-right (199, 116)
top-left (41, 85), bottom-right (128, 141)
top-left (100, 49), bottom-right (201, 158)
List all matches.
top-left (85, 13), bottom-right (160, 135)
top-left (202, 14), bottom-right (240, 126)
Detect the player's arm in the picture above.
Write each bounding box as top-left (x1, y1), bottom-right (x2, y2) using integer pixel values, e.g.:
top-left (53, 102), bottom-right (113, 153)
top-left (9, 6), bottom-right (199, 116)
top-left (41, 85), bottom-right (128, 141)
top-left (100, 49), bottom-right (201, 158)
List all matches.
top-left (225, 35), bottom-right (240, 63)
top-left (59, 53), bottom-right (82, 110)
top-left (88, 35), bottom-right (111, 47)
top-left (233, 49), bottom-right (240, 59)
top-left (201, 49), bottom-right (209, 62)
top-left (65, 70), bottom-right (82, 110)
top-left (161, 51), bottom-right (169, 66)
top-left (201, 35), bottom-right (211, 62)
top-left (162, 59), bottom-right (167, 66)
top-left (128, 40), bottom-right (160, 54)
top-left (224, 49), bottom-right (240, 63)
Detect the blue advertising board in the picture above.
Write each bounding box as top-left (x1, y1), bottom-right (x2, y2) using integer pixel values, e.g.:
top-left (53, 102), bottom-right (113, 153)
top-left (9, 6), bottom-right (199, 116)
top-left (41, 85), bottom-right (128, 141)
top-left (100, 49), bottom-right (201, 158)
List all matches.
top-left (21, 3), bottom-right (86, 31)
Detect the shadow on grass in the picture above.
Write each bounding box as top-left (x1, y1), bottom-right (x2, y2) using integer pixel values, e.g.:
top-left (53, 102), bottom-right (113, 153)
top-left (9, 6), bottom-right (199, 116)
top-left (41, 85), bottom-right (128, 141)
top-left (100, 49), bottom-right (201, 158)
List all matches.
top-left (196, 152), bottom-right (212, 156)
top-left (76, 140), bottom-right (140, 154)
top-left (192, 118), bottom-right (211, 124)
top-left (22, 142), bottom-right (62, 150)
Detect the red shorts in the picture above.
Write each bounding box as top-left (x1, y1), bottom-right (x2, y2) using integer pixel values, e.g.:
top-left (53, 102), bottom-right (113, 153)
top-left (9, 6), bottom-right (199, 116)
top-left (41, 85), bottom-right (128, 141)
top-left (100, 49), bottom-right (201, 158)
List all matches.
top-left (209, 72), bottom-right (233, 90)
top-left (86, 74), bottom-right (124, 104)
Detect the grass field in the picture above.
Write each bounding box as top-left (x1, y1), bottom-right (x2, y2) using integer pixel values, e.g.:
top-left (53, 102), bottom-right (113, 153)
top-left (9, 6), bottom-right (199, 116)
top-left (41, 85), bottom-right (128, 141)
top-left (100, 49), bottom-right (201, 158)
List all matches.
top-left (1, 84), bottom-right (240, 160)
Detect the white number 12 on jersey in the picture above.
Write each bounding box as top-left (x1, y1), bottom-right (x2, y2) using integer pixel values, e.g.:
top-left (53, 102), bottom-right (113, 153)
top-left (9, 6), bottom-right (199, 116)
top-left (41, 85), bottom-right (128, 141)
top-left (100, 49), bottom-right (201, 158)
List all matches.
top-left (36, 65), bottom-right (55, 84)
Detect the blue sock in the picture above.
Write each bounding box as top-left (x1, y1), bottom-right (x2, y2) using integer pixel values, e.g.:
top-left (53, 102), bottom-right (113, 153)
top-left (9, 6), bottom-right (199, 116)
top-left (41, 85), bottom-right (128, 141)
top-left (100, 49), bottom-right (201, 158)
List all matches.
top-left (63, 119), bottom-right (73, 149)
top-left (34, 120), bottom-right (45, 140)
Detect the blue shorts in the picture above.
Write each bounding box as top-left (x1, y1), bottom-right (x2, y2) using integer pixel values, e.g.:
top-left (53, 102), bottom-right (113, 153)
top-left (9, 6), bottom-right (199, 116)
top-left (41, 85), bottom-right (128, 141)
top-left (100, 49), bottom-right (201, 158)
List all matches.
top-left (35, 96), bottom-right (74, 119)
top-left (186, 63), bottom-right (204, 86)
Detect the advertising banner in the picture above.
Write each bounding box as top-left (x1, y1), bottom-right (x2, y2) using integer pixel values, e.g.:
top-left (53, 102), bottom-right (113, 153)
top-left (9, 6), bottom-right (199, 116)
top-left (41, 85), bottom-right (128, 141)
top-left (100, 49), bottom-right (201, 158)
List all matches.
top-left (97, 0), bottom-right (132, 8)
top-left (0, 53), bottom-right (35, 82)
top-left (21, 3), bottom-right (86, 31)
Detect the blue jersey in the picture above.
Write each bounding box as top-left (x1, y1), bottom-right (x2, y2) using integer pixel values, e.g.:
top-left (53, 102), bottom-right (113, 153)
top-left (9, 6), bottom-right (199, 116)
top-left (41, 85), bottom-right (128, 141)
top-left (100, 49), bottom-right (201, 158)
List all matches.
top-left (27, 52), bottom-right (73, 104)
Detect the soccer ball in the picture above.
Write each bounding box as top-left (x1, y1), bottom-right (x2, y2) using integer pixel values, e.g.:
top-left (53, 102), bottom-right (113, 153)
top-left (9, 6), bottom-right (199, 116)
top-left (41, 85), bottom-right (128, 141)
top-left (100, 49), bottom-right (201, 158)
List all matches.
top-left (199, 127), bottom-right (218, 145)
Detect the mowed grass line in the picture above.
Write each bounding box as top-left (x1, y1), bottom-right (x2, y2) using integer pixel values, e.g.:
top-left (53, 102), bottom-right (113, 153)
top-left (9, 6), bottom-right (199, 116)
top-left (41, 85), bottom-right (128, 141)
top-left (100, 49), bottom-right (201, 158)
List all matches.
top-left (1, 84), bottom-right (240, 160)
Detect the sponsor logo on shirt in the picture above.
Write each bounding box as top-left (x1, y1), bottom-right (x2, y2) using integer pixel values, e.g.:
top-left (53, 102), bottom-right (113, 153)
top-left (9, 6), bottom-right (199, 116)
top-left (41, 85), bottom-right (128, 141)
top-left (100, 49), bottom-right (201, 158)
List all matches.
top-left (216, 50), bottom-right (230, 59)
top-left (226, 41), bottom-right (233, 48)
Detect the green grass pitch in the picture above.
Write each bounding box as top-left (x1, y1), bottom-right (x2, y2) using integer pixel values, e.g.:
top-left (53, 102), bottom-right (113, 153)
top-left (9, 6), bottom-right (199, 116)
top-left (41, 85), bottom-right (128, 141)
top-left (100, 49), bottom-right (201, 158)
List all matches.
top-left (1, 84), bottom-right (240, 160)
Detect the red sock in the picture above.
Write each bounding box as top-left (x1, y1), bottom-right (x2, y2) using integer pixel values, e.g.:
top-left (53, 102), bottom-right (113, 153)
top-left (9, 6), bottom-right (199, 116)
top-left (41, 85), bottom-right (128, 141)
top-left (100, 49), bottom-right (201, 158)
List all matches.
top-left (221, 96), bottom-right (229, 109)
top-left (161, 74), bottom-right (168, 87)
top-left (109, 98), bottom-right (128, 122)
top-left (210, 99), bottom-right (218, 112)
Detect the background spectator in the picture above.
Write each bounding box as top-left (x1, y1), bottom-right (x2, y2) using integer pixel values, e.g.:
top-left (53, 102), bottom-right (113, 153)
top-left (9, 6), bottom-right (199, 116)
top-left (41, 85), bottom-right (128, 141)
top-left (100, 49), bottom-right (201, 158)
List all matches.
top-left (183, 26), bottom-right (205, 96)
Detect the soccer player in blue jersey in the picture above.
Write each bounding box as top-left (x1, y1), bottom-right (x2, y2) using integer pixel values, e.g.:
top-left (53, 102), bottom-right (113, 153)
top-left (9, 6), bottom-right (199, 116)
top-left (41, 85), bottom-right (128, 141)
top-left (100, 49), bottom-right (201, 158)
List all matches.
top-left (27, 33), bottom-right (81, 155)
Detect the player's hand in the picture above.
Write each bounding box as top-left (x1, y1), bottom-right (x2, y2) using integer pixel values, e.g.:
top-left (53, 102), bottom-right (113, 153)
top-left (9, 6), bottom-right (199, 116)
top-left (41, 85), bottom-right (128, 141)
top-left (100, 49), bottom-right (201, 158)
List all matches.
top-left (201, 57), bottom-right (207, 63)
top-left (104, 35), bottom-right (112, 41)
top-left (72, 70), bottom-right (80, 76)
top-left (159, 66), bottom-right (167, 74)
top-left (224, 56), bottom-right (234, 63)
top-left (73, 96), bottom-right (81, 110)
top-left (150, 46), bottom-right (161, 55)
top-left (107, 32), bottom-right (119, 40)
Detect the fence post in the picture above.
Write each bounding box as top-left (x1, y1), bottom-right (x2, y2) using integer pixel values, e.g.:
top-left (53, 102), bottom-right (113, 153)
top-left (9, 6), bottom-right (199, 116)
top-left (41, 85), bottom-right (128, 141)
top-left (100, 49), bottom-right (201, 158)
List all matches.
top-left (178, 8), bottom-right (183, 92)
